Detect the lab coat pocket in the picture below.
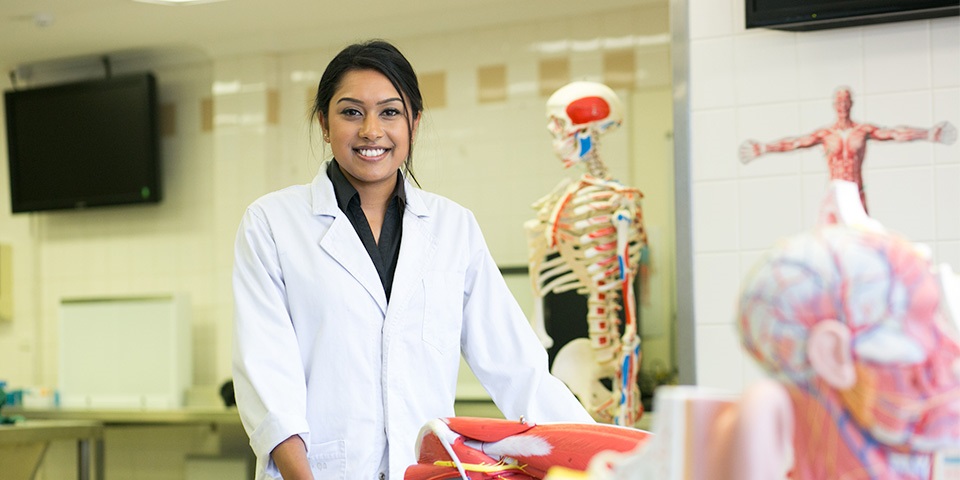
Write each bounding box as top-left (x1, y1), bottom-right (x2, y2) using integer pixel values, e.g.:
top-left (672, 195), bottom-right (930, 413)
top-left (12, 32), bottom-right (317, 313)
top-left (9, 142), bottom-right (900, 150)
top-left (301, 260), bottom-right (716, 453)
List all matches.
top-left (422, 271), bottom-right (465, 354)
top-left (308, 439), bottom-right (346, 480)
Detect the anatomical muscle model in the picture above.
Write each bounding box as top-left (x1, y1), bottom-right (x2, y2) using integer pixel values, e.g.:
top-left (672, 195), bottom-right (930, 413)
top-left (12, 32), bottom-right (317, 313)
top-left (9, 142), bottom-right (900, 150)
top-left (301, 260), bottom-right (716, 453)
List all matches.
top-left (404, 416), bottom-right (652, 480)
top-left (739, 86), bottom-right (957, 212)
top-left (525, 81), bottom-right (647, 426)
top-left (737, 222), bottom-right (960, 479)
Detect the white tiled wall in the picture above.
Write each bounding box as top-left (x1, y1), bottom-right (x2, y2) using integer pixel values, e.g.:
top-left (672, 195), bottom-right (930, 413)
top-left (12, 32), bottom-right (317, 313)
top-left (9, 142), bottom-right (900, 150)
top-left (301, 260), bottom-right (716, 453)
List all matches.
top-left (688, 1), bottom-right (960, 390)
top-left (0, 0), bottom-right (952, 411)
top-left (0, 4), bottom-right (675, 403)
top-left (1, 5), bottom-right (676, 478)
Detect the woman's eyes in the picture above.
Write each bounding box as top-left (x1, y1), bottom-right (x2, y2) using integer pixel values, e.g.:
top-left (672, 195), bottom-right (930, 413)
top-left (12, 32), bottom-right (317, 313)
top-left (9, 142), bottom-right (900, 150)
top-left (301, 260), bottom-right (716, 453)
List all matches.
top-left (339, 107), bottom-right (403, 118)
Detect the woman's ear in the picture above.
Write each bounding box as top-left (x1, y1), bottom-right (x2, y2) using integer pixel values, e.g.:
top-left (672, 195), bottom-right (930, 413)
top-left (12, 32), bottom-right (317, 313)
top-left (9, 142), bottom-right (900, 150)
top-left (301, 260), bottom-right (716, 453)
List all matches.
top-left (807, 319), bottom-right (856, 389)
top-left (411, 113), bottom-right (421, 140)
top-left (317, 113), bottom-right (329, 141)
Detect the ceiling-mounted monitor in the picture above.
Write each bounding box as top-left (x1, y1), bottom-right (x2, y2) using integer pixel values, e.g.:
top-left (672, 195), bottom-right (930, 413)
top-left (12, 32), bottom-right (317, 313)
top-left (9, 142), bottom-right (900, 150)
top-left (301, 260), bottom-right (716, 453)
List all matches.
top-left (4, 73), bottom-right (162, 213)
top-left (746, 0), bottom-right (959, 32)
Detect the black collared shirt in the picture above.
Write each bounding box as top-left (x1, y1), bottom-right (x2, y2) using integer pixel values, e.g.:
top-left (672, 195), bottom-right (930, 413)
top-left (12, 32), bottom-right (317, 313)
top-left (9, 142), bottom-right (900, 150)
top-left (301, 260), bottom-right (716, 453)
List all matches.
top-left (327, 160), bottom-right (405, 300)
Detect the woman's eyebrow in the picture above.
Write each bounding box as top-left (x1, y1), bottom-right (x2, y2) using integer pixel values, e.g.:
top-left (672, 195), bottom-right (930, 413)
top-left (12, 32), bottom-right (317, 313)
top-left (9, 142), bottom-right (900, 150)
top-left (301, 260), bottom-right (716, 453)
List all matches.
top-left (336, 96), bottom-right (403, 106)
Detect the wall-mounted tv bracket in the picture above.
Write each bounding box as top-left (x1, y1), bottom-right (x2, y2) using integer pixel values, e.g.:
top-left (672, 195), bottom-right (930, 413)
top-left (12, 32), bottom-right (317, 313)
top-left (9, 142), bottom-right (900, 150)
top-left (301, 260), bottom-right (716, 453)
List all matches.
top-left (102, 55), bottom-right (112, 79)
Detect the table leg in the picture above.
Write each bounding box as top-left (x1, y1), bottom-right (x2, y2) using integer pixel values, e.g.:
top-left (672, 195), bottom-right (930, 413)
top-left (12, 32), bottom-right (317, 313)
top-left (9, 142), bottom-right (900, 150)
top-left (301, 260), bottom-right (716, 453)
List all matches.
top-left (96, 437), bottom-right (105, 480)
top-left (78, 439), bottom-right (90, 480)
top-left (77, 437), bottom-right (105, 480)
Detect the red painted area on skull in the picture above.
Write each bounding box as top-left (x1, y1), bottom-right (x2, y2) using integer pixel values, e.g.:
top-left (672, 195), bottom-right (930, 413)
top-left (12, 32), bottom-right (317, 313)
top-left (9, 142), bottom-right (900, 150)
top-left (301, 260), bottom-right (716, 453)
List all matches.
top-left (566, 96), bottom-right (611, 125)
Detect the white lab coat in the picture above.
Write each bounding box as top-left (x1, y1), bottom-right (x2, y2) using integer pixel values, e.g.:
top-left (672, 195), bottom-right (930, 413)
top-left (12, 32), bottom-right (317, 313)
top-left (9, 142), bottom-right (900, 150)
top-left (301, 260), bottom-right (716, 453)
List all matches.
top-left (232, 166), bottom-right (592, 479)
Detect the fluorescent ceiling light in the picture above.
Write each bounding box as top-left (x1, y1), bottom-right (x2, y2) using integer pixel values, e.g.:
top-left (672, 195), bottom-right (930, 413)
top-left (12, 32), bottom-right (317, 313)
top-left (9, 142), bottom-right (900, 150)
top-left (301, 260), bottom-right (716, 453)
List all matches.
top-left (134, 0), bottom-right (227, 5)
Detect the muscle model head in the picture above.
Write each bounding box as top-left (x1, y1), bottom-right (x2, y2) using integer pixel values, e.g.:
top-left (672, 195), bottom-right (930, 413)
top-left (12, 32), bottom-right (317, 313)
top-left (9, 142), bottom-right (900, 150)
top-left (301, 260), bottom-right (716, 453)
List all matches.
top-left (833, 86), bottom-right (853, 121)
top-left (738, 225), bottom-right (960, 478)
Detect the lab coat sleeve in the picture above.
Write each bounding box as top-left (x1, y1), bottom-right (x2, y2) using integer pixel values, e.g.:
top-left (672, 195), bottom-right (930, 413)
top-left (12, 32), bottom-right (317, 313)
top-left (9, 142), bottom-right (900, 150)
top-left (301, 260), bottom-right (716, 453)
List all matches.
top-left (232, 206), bottom-right (311, 467)
top-left (458, 213), bottom-right (594, 424)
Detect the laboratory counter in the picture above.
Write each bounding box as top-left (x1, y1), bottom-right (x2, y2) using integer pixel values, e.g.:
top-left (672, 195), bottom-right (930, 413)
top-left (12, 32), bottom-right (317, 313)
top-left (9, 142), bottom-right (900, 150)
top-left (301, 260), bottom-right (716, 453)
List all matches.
top-left (6, 406), bottom-right (241, 426)
top-left (0, 419), bottom-right (103, 480)
top-left (7, 407), bottom-right (249, 479)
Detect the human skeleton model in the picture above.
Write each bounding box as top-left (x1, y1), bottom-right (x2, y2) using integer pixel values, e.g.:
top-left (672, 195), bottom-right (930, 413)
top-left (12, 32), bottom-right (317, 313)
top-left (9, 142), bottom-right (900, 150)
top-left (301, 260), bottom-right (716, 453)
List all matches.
top-left (549, 181), bottom-right (960, 480)
top-left (525, 81), bottom-right (647, 426)
top-left (739, 86), bottom-right (957, 212)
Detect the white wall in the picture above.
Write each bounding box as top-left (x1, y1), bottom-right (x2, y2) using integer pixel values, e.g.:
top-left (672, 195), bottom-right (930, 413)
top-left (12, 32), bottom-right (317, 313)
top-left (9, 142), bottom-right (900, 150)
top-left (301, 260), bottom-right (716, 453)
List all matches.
top-left (687, 0), bottom-right (960, 391)
top-left (0, 4), bottom-right (674, 404)
top-left (0, 6), bottom-right (677, 478)
top-left (3, 0), bottom-right (953, 412)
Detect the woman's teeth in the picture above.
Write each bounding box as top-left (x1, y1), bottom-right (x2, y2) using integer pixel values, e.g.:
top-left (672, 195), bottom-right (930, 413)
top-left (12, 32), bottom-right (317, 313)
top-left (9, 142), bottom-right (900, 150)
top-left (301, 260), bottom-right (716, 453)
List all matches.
top-left (358, 148), bottom-right (386, 157)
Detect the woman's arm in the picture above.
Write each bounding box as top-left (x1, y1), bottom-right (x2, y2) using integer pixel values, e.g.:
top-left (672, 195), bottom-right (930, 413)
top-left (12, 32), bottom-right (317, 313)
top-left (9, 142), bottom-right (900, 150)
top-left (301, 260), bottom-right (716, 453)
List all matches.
top-left (272, 435), bottom-right (314, 480)
top-left (459, 213), bottom-right (593, 424)
top-left (233, 205), bottom-right (312, 474)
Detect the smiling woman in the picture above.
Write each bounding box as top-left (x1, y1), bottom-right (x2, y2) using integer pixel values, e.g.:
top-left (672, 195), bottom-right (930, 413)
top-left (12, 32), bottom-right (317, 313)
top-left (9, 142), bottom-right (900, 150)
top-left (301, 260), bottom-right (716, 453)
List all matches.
top-left (318, 69), bottom-right (418, 238)
top-left (321, 70), bottom-right (417, 189)
top-left (231, 39), bottom-right (593, 480)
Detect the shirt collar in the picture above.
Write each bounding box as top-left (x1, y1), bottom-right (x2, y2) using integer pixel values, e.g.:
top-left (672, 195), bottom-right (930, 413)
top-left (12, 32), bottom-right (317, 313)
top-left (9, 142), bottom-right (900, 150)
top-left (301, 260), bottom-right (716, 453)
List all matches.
top-left (326, 159), bottom-right (406, 210)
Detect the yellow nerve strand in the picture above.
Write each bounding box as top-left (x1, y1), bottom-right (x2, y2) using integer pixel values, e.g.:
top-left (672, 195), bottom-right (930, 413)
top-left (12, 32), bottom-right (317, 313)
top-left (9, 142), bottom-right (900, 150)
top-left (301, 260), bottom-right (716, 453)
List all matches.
top-left (433, 460), bottom-right (530, 474)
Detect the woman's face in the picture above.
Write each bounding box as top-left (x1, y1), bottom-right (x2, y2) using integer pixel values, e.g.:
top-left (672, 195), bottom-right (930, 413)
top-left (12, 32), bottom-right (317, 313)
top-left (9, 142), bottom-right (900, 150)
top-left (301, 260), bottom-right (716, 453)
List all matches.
top-left (320, 69), bottom-right (418, 194)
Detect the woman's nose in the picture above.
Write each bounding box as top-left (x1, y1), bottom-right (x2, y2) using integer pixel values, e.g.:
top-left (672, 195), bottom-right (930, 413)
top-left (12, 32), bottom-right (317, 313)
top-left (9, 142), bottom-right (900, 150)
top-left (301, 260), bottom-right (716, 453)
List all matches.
top-left (360, 117), bottom-right (383, 140)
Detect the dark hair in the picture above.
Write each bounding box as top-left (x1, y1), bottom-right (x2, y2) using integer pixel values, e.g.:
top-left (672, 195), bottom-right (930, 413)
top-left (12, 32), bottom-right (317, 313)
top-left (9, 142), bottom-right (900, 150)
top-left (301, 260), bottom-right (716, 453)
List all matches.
top-left (311, 39), bottom-right (423, 182)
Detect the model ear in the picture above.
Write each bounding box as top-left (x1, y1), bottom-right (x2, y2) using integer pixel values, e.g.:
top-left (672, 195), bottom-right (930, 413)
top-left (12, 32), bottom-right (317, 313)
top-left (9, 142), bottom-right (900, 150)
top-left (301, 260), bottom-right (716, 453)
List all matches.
top-left (807, 319), bottom-right (856, 389)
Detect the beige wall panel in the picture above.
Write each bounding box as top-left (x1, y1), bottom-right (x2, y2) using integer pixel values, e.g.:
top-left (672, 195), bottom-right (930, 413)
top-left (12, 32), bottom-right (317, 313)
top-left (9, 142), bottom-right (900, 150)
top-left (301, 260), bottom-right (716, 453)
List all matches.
top-left (200, 97), bottom-right (213, 132)
top-left (420, 71), bottom-right (447, 110)
top-left (477, 65), bottom-right (507, 104)
top-left (604, 49), bottom-right (636, 90)
top-left (539, 57), bottom-right (570, 98)
top-left (266, 89), bottom-right (280, 126)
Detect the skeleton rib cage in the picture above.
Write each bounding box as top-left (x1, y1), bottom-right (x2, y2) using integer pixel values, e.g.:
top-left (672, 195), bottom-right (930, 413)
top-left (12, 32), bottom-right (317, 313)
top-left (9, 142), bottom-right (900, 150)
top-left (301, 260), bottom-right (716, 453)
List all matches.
top-left (526, 174), bottom-right (647, 425)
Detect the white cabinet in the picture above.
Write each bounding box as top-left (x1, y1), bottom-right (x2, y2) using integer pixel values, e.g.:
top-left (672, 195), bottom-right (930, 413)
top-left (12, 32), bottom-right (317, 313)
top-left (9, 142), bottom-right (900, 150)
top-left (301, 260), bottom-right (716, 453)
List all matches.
top-left (59, 295), bottom-right (191, 409)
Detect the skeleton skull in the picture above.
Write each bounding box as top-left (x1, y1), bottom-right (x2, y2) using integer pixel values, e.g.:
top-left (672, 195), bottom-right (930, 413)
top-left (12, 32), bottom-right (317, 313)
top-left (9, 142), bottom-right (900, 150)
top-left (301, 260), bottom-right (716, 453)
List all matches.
top-left (546, 81), bottom-right (624, 168)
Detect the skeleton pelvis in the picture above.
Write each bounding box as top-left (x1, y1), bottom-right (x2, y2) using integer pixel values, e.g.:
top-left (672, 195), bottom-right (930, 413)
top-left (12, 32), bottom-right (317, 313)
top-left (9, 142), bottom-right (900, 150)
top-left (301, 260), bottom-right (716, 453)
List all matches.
top-left (552, 338), bottom-right (617, 414)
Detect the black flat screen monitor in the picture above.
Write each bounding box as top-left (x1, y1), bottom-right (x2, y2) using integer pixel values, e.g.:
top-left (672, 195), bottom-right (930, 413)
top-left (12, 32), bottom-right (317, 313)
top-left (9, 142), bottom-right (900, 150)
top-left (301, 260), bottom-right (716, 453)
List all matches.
top-left (746, 0), bottom-right (959, 31)
top-left (4, 73), bottom-right (161, 213)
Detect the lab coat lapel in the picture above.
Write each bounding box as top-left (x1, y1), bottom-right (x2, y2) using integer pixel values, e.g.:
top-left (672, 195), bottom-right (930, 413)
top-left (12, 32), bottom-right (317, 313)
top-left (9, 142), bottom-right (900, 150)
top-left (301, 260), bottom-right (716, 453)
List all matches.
top-left (319, 217), bottom-right (388, 314)
top-left (312, 168), bottom-right (388, 314)
top-left (386, 183), bottom-right (437, 319)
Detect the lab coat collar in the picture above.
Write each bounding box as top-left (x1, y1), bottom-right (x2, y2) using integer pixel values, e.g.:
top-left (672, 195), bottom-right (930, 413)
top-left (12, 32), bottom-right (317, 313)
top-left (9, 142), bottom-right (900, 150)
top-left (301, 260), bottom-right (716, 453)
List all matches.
top-left (309, 162), bottom-right (429, 219)
top-left (308, 164), bottom-right (435, 315)
top-left (310, 163), bottom-right (341, 217)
